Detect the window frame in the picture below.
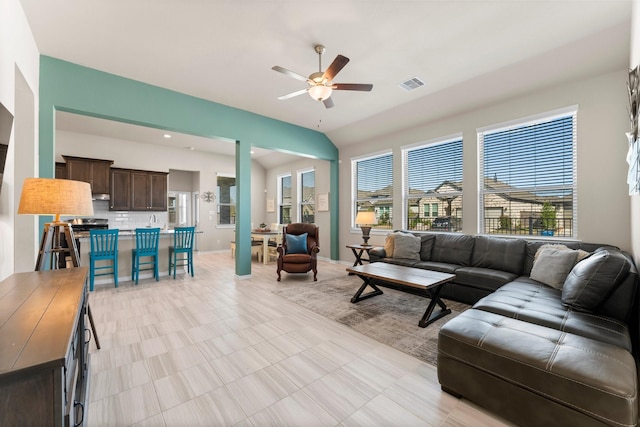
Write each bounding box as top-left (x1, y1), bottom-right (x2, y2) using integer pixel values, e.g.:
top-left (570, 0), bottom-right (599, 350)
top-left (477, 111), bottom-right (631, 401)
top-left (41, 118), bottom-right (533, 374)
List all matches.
top-left (477, 106), bottom-right (578, 238)
top-left (298, 168), bottom-right (315, 224)
top-left (351, 150), bottom-right (394, 232)
top-left (277, 173), bottom-right (292, 225)
top-left (402, 134), bottom-right (464, 232)
top-left (216, 172), bottom-right (236, 228)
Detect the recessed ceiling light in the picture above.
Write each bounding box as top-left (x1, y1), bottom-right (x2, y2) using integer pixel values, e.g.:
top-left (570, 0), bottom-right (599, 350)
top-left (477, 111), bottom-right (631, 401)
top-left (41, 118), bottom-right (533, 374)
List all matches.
top-left (250, 150), bottom-right (255, 154)
top-left (163, 133), bottom-right (172, 139)
top-left (186, 146), bottom-right (194, 150)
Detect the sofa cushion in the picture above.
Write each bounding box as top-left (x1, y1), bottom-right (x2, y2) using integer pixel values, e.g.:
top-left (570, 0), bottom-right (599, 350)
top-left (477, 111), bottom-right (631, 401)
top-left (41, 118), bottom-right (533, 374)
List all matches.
top-left (473, 279), bottom-right (632, 351)
top-left (454, 267), bottom-right (519, 293)
top-left (562, 249), bottom-right (631, 312)
top-left (438, 309), bottom-right (638, 427)
top-left (430, 234), bottom-right (475, 266)
top-left (530, 246), bottom-right (578, 289)
top-left (392, 232), bottom-right (421, 260)
top-left (471, 236), bottom-right (526, 275)
top-left (419, 234), bottom-right (436, 261)
top-left (383, 257), bottom-right (420, 268)
top-left (412, 260), bottom-right (459, 275)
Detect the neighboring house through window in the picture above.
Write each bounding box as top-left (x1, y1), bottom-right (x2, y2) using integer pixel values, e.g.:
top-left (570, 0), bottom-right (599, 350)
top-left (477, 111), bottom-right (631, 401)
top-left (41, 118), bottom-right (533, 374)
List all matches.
top-left (216, 173), bottom-right (236, 226)
top-left (278, 173), bottom-right (292, 224)
top-left (403, 136), bottom-right (463, 232)
top-left (352, 152), bottom-right (393, 230)
top-left (299, 169), bottom-right (315, 223)
top-left (478, 106), bottom-right (577, 237)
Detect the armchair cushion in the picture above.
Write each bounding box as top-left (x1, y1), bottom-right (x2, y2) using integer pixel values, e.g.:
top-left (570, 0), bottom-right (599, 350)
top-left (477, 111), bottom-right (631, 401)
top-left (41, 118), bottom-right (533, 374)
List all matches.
top-left (286, 232), bottom-right (308, 254)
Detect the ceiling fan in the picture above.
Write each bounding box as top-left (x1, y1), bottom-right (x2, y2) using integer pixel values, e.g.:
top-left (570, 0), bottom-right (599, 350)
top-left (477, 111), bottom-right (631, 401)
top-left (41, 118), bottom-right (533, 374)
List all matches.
top-left (272, 45), bottom-right (373, 109)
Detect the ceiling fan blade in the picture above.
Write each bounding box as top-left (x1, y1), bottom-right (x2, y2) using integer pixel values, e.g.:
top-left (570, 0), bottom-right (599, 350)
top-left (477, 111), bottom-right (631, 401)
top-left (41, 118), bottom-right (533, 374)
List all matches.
top-left (277, 88), bottom-right (309, 100)
top-left (333, 83), bottom-right (373, 91)
top-left (272, 66), bottom-right (309, 83)
top-left (323, 97), bottom-right (335, 109)
top-left (322, 55), bottom-right (349, 82)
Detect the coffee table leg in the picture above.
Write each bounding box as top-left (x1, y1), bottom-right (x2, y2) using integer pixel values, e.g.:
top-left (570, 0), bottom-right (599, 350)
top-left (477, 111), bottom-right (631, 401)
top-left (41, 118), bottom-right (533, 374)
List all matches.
top-left (351, 275), bottom-right (383, 303)
top-left (418, 283), bottom-right (452, 328)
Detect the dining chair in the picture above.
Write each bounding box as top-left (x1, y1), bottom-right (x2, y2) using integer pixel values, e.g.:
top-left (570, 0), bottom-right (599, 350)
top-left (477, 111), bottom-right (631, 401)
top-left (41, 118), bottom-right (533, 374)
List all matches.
top-left (89, 228), bottom-right (119, 291)
top-left (131, 227), bottom-right (160, 284)
top-left (169, 226), bottom-right (195, 279)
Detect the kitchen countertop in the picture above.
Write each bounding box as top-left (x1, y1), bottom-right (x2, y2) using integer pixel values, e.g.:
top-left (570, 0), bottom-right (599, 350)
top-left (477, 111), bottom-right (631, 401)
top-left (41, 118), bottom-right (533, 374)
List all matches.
top-left (74, 228), bottom-right (180, 239)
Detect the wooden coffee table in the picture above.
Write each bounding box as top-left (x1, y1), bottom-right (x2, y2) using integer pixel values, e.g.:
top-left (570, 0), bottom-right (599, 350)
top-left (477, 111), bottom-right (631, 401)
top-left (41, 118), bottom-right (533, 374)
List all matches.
top-left (346, 262), bottom-right (455, 328)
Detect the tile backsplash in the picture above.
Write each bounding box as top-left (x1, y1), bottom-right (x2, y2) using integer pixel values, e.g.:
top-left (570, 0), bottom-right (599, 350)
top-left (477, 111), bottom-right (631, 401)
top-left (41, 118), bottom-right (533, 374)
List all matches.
top-left (92, 200), bottom-right (169, 230)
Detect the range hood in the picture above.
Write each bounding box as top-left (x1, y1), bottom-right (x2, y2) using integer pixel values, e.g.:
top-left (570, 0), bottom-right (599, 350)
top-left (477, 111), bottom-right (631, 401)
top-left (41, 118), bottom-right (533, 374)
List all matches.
top-left (92, 193), bottom-right (110, 201)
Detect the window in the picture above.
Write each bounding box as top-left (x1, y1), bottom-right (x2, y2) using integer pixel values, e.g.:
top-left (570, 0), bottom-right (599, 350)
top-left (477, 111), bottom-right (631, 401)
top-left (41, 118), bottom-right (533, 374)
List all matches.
top-left (299, 169), bottom-right (315, 223)
top-left (478, 107), bottom-right (577, 237)
top-left (353, 152), bottom-right (393, 229)
top-left (216, 174), bottom-right (236, 226)
top-left (403, 137), bottom-right (463, 232)
top-left (278, 173), bottom-right (292, 224)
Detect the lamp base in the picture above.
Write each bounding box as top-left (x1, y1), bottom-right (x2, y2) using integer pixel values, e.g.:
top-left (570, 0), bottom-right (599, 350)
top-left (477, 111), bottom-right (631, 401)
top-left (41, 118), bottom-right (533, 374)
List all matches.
top-left (361, 226), bottom-right (372, 246)
top-left (36, 222), bottom-right (80, 271)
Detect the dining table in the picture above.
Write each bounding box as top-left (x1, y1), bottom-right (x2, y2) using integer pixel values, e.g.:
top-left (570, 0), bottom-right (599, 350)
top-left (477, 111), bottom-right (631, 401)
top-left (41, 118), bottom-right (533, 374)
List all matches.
top-left (250, 230), bottom-right (280, 264)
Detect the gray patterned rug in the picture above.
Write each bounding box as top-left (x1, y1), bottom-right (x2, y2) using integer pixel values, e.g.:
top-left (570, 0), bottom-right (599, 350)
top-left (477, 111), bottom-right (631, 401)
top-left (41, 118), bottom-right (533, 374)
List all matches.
top-left (272, 275), bottom-right (469, 366)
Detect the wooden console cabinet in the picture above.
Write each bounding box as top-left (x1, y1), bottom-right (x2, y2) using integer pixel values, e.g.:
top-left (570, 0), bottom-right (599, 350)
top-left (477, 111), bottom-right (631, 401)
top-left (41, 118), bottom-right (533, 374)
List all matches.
top-left (0, 268), bottom-right (91, 426)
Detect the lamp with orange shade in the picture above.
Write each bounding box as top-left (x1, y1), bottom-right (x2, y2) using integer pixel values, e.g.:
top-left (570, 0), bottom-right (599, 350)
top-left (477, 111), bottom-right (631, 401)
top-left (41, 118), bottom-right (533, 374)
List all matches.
top-left (18, 178), bottom-right (94, 271)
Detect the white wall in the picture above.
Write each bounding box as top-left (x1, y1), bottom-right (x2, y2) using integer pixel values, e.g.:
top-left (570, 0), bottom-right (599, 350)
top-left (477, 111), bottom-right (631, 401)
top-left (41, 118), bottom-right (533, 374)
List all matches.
top-left (0, 0), bottom-right (40, 279)
top-left (338, 69), bottom-right (631, 261)
top-left (264, 156), bottom-right (333, 258)
top-left (56, 130), bottom-right (267, 252)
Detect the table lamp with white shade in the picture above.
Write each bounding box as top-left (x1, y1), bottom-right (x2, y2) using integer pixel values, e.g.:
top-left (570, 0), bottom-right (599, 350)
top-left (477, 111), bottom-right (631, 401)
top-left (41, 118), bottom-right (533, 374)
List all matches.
top-left (355, 211), bottom-right (377, 246)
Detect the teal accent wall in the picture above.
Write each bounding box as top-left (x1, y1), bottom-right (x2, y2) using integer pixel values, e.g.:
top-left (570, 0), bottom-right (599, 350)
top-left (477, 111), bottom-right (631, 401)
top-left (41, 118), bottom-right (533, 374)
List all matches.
top-left (39, 56), bottom-right (340, 274)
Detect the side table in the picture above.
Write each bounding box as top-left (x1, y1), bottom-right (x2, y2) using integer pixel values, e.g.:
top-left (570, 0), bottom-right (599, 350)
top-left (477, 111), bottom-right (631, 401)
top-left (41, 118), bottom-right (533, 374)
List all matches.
top-left (346, 244), bottom-right (374, 274)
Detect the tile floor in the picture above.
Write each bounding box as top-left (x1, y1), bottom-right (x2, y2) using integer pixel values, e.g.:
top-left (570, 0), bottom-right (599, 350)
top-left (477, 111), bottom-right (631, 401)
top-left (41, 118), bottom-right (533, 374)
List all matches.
top-left (87, 252), bottom-right (513, 426)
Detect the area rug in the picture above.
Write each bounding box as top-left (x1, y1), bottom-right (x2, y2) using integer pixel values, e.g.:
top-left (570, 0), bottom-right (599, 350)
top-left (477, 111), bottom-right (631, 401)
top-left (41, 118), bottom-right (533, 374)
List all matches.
top-left (272, 275), bottom-right (469, 366)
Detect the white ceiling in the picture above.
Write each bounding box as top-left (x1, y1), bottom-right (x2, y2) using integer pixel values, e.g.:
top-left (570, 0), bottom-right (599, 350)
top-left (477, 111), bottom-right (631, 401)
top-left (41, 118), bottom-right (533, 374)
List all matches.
top-left (20, 0), bottom-right (632, 158)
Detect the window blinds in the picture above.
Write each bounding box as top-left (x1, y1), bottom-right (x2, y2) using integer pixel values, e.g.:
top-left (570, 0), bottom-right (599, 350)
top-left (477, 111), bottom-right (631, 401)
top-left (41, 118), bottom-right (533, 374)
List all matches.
top-left (406, 139), bottom-right (463, 193)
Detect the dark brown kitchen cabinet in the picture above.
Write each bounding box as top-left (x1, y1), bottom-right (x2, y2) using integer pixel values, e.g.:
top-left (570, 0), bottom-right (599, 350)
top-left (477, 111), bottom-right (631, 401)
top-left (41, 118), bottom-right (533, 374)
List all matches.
top-left (55, 162), bottom-right (66, 179)
top-left (131, 170), bottom-right (167, 211)
top-left (111, 169), bottom-right (167, 211)
top-left (109, 168), bottom-right (131, 210)
top-left (62, 155), bottom-right (113, 194)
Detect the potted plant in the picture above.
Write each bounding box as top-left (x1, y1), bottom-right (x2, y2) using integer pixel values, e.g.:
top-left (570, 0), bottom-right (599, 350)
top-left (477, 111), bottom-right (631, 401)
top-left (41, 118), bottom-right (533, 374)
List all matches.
top-left (259, 222), bottom-right (267, 231)
top-left (540, 201), bottom-right (556, 236)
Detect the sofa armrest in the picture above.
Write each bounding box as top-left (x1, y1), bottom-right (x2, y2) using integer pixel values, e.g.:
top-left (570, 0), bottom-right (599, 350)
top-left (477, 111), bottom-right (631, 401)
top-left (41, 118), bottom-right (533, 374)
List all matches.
top-left (369, 247), bottom-right (386, 261)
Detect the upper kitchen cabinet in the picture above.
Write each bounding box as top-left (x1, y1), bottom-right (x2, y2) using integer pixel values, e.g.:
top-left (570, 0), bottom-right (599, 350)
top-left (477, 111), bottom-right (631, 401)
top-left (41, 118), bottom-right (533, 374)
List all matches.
top-left (110, 168), bottom-right (131, 211)
top-left (62, 155), bottom-right (113, 195)
top-left (55, 162), bottom-right (66, 179)
top-left (130, 170), bottom-right (168, 211)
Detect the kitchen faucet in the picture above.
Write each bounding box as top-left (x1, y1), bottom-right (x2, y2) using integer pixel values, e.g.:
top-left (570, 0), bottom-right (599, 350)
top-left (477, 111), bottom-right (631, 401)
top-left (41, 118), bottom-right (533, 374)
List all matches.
top-left (149, 214), bottom-right (158, 226)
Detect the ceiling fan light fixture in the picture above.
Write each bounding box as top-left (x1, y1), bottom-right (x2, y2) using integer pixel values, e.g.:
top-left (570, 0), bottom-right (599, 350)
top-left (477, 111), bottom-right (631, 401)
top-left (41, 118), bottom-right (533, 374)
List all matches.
top-left (308, 84), bottom-right (332, 101)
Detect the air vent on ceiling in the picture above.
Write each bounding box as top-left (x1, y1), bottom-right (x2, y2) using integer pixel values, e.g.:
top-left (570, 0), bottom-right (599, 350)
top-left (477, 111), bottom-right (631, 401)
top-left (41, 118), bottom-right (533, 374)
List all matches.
top-left (398, 77), bottom-right (425, 92)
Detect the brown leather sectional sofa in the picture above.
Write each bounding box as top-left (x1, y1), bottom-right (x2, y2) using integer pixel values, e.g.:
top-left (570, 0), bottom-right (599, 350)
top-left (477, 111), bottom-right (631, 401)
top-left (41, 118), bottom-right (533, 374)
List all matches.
top-left (369, 232), bottom-right (638, 427)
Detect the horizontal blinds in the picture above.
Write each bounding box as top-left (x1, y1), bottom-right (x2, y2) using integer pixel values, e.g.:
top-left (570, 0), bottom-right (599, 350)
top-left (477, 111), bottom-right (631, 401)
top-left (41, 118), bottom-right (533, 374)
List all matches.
top-left (406, 139), bottom-right (463, 194)
top-left (356, 154), bottom-right (393, 199)
top-left (481, 115), bottom-right (575, 191)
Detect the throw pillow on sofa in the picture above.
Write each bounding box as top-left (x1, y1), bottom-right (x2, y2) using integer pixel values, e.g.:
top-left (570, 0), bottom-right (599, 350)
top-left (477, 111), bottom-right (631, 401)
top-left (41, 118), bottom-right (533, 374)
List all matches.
top-left (534, 243), bottom-right (590, 264)
top-left (384, 233), bottom-right (396, 258)
top-left (286, 232), bottom-right (308, 254)
top-left (392, 232), bottom-right (421, 260)
top-left (561, 249), bottom-right (630, 312)
top-left (530, 246), bottom-right (578, 289)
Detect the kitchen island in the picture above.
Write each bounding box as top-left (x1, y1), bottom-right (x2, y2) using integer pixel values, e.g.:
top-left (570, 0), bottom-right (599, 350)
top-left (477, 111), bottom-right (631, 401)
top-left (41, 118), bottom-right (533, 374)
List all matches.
top-left (76, 228), bottom-right (187, 287)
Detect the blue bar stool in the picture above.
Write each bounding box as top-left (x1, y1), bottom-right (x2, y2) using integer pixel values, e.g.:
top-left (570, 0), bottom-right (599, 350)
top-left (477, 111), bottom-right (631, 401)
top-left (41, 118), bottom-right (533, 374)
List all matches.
top-left (169, 226), bottom-right (195, 279)
top-left (89, 229), bottom-right (119, 291)
top-left (131, 227), bottom-right (160, 284)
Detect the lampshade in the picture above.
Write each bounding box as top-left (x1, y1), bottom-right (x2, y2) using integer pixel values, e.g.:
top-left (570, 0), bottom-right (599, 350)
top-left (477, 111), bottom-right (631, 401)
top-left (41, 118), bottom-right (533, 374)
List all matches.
top-left (355, 211), bottom-right (377, 226)
top-left (18, 178), bottom-right (94, 222)
top-left (308, 85), bottom-right (333, 101)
